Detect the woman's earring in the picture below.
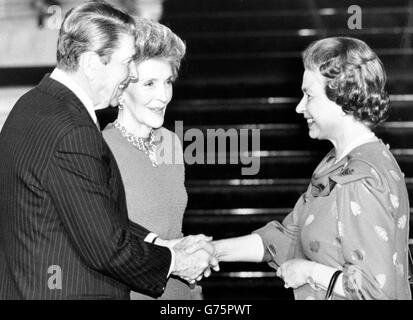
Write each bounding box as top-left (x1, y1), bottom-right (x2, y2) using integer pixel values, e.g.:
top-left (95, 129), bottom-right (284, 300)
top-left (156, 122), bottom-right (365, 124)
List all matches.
top-left (118, 94), bottom-right (125, 110)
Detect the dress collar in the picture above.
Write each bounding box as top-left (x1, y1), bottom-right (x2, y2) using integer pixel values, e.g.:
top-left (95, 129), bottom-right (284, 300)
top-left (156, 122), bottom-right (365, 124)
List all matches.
top-left (335, 131), bottom-right (377, 163)
top-left (310, 138), bottom-right (380, 197)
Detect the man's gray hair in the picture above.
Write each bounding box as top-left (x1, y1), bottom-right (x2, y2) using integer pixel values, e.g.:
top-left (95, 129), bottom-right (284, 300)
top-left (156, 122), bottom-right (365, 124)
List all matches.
top-left (56, 1), bottom-right (136, 72)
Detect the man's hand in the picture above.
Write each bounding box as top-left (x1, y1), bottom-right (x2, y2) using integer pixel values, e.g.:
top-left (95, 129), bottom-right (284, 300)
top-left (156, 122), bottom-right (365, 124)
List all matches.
top-left (169, 234), bottom-right (220, 283)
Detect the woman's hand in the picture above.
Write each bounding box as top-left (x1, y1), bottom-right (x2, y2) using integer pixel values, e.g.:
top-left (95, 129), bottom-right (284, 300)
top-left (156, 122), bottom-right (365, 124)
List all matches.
top-left (277, 259), bottom-right (317, 289)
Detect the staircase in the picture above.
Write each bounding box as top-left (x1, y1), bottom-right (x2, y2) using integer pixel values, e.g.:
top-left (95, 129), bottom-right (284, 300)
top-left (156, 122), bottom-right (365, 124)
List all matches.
top-left (157, 0), bottom-right (413, 299)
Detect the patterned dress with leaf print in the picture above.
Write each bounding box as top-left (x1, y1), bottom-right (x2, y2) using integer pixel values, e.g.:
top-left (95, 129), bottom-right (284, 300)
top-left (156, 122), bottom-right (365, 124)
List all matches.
top-left (254, 139), bottom-right (411, 300)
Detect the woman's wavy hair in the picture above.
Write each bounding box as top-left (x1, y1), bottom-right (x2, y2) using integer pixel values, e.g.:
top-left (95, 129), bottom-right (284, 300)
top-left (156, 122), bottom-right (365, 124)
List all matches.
top-left (56, 1), bottom-right (136, 72)
top-left (303, 37), bottom-right (390, 127)
top-left (134, 18), bottom-right (186, 78)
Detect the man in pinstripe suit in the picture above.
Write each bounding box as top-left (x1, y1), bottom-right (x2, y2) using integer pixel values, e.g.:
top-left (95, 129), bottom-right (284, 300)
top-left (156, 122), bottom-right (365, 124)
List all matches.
top-left (0, 1), bottom-right (217, 299)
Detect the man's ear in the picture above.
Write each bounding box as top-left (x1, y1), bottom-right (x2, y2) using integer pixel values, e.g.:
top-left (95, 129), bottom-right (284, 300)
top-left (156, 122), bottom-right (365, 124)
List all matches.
top-left (79, 51), bottom-right (103, 80)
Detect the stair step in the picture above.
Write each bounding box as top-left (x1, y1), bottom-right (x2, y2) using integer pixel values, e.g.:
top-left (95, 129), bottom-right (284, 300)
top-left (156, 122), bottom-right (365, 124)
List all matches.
top-left (184, 150), bottom-right (413, 180)
top-left (164, 0), bottom-right (410, 13)
top-left (183, 207), bottom-right (413, 239)
top-left (172, 77), bottom-right (412, 99)
top-left (169, 122), bottom-right (413, 151)
top-left (183, 208), bottom-right (288, 238)
top-left (164, 9), bottom-right (410, 33)
top-left (177, 30), bottom-right (413, 55)
top-left (176, 55), bottom-right (413, 94)
top-left (164, 96), bottom-right (413, 125)
top-left (179, 54), bottom-right (412, 82)
top-left (186, 179), bottom-right (308, 209)
top-left (185, 178), bottom-right (413, 210)
top-left (185, 154), bottom-right (321, 180)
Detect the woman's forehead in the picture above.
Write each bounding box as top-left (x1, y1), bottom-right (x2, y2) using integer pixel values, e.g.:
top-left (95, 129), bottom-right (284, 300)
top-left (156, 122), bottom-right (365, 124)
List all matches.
top-left (302, 70), bottom-right (325, 92)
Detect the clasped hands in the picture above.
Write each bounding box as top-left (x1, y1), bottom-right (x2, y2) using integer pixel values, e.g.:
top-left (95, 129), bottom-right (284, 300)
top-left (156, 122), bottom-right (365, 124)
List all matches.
top-left (166, 234), bottom-right (219, 284)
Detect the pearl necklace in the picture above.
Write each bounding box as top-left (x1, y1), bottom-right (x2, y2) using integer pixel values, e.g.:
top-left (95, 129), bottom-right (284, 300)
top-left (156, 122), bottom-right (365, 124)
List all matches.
top-left (113, 119), bottom-right (159, 167)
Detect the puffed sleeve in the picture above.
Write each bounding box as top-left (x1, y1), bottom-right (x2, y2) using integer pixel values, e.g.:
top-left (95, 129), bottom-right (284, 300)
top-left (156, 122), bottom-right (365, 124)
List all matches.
top-left (333, 163), bottom-right (402, 300)
top-left (252, 191), bottom-right (303, 269)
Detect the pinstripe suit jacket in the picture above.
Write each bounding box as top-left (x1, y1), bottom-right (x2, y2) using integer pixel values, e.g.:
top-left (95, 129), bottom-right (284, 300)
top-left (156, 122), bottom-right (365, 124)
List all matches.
top-left (0, 75), bottom-right (171, 299)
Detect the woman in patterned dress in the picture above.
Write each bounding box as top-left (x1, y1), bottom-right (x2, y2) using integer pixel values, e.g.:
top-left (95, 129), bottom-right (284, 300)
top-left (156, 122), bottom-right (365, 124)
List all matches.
top-left (213, 37), bottom-right (411, 300)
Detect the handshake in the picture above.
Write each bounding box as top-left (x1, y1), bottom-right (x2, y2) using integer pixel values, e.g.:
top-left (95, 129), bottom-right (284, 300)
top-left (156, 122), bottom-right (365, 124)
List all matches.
top-left (158, 234), bottom-right (219, 283)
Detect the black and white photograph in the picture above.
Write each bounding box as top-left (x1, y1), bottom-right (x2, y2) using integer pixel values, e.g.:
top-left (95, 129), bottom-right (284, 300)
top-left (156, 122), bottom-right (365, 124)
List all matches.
top-left (0, 0), bottom-right (412, 312)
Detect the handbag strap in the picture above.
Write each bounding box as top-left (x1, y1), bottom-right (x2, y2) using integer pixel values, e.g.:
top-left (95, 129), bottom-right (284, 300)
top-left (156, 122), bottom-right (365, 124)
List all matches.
top-left (408, 239), bottom-right (413, 285)
top-left (325, 270), bottom-right (342, 300)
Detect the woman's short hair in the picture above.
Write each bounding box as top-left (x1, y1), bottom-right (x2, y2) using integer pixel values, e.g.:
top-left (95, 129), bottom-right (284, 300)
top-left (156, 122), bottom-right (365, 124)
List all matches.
top-left (134, 18), bottom-right (186, 78)
top-left (56, 1), bottom-right (136, 72)
top-left (303, 37), bottom-right (390, 126)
